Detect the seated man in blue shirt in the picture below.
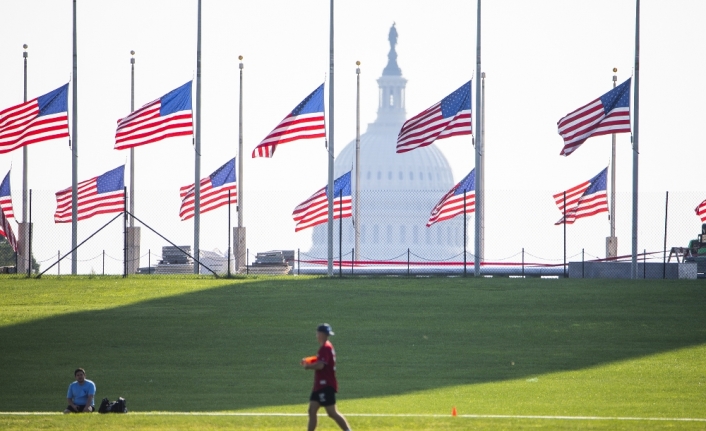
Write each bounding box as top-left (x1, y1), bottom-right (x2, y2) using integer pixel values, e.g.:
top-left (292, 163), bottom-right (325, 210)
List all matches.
top-left (64, 368), bottom-right (96, 413)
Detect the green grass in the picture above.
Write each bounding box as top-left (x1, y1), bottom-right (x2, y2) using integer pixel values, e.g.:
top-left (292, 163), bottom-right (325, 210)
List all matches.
top-left (0, 276), bottom-right (704, 430)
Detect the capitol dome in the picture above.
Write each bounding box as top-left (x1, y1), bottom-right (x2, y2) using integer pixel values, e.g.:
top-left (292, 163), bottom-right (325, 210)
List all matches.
top-left (306, 24), bottom-right (465, 261)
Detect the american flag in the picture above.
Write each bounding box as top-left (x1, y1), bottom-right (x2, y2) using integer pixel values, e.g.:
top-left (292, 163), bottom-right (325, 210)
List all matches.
top-left (0, 170), bottom-right (14, 220)
top-left (396, 81), bottom-right (472, 154)
top-left (695, 199), bottom-right (706, 222)
top-left (0, 206), bottom-right (17, 252)
top-left (558, 78), bottom-right (631, 156)
top-left (252, 84), bottom-right (325, 158)
top-left (114, 81), bottom-right (193, 150)
top-left (292, 171), bottom-right (351, 232)
top-left (427, 168), bottom-right (475, 227)
top-left (179, 158), bottom-right (237, 221)
top-left (0, 84), bottom-right (69, 154)
top-left (554, 167), bottom-right (608, 225)
top-left (54, 165), bottom-right (125, 223)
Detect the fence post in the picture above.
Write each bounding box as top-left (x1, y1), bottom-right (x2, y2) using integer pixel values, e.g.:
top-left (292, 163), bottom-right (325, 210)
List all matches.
top-left (351, 248), bottom-right (354, 275)
top-left (246, 248), bottom-right (249, 275)
top-left (297, 248), bottom-right (300, 275)
top-left (663, 191), bottom-right (668, 279)
top-left (148, 249), bottom-right (151, 275)
top-left (407, 248), bottom-right (410, 276)
top-left (643, 248), bottom-right (646, 279)
top-left (57, 250), bottom-right (60, 276)
top-left (522, 247), bottom-right (524, 278)
top-left (102, 250), bottom-right (105, 276)
top-left (582, 248), bottom-right (584, 279)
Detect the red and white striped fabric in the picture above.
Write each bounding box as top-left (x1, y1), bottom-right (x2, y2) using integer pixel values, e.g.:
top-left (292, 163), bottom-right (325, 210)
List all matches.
top-left (252, 84), bottom-right (325, 158)
top-left (179, 158), bottom-right (237, 221)
top-left (115, 81), bottom-right (193, 150)
top-left (55, 166), bottom-right (125, 223)
top-left (292, 172), bottom-right (352, 232)
top-left (554, 168), bottom-right (608, 225)
top-left (0, 206), bottom-right (17, 252)
top-left (427, 169), bottom-right (475, 227)
top-left (396, 81), bottom-right (472, 154)
top-left (0, 84), bottom-right (69, 154)
top-left (558, 78), bottom-right (631, 156)
top-left (0, 170), bottom-right (14, 220)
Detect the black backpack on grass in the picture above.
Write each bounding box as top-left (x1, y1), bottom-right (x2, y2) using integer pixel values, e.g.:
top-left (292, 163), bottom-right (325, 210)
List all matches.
top-left (98, 397), bottom-right (127, 413)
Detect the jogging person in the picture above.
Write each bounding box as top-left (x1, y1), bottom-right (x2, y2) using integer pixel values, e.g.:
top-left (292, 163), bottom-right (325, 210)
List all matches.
top-left (301, 323), bottom-right (352, 431)
top-left (64, 368), bottom-right (96, 413)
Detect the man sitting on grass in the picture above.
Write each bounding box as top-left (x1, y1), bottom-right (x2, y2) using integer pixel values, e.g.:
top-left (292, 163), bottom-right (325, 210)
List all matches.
top-left (64, 368), bottom-right (95, 413)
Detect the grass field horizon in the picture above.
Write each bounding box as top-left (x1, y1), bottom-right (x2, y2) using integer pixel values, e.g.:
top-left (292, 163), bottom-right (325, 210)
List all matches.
top-left (1, 276), bottom-right (704, 430)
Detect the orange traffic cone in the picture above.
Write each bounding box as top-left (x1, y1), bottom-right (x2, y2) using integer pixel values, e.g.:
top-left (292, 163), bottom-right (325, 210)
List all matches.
top-left (452, 406), bottom-right (457, 417)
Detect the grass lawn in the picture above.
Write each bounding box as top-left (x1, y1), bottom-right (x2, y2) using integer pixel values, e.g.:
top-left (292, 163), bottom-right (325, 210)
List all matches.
top-left (0, 276), bottom-right (704, 430)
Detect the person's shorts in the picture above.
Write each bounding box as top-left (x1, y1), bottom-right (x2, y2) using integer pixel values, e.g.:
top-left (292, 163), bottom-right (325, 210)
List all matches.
top-left (66, 404), bottom-right (93, 413)
top-left (310, 386), bottom-right (336, 406)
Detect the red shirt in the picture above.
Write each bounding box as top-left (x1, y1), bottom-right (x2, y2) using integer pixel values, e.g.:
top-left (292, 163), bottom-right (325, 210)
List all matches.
top-left (313, 340), bottom-right (338, 392)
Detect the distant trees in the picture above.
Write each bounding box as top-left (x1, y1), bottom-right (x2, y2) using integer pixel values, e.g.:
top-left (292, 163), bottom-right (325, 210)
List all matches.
top-left (0, 238), bottom-right (39, 273)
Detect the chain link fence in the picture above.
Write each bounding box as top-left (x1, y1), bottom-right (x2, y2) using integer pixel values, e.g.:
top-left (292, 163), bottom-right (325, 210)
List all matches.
top-left (1, 189), bottom-right (704, 279)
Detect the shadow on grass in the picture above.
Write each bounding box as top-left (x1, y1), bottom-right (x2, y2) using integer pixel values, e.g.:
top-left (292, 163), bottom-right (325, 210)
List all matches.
top-left (0, 277), bottom-right (704, 412)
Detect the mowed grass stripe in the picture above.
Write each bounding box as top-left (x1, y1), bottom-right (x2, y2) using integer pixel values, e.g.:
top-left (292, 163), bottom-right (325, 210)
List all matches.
top-left (2, 411), bottom-right (706, 422)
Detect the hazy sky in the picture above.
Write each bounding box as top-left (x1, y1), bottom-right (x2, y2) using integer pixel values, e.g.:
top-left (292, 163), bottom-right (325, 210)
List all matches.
top-left (1, 1), bottom-right (704, 273)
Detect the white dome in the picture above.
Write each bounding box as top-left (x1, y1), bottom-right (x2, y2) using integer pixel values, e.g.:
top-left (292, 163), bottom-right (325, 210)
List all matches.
top-left (305, 24), bottom-right (466, 262)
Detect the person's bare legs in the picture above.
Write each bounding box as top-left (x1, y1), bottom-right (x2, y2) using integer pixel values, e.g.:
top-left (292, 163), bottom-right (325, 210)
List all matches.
top-left (324, 404), bottom-right (351, 431)
top-left (307, 401), bottom-right (320, 431)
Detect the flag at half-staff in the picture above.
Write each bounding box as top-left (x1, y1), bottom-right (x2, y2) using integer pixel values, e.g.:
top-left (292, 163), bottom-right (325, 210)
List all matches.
top-left (252, 84), bottom-right (325, 158)
top-left (554, 167), bottom-right (608, 225)
top-left (292, 171), bottom-right (352, 232)
top-left (427, 168), bottom-right (475, 227)
top-left (0, 170), bottom-right (14, 220)
top-left (396, 81), bottom-right (472, 154)
top-left (54, 165), bottom-right (125, 223)
top-left (694, 199), bottom-right (706, 223)
top-left (0, 83), bottom-right (69, 154)
top-left (114, 81), bottom-right (193, 150)
top-left (557, 78), bottom-right (631, 156)
top-left (0, 206), bottom-right (17, 252)
top-left (179, 157), bottom-right (237, 221)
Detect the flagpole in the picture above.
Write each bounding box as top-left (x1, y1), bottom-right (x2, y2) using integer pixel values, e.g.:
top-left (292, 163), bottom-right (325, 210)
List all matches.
top-left (129, 51), bottom-right (135, 228)
top-left (194, 0), bottom-right (202, 274)
top-left (354, 61), bottom-right (360, 263)
top-left (631, 0), bottom-right (640, 279)
top-left (607, 68), bottom-right (618, 258)
top-left (20, 44), bottom-right (29, 275)
top-left (236, 55), bottom-right (245, 274)
top-left (238, 56), bottom-right (243, 231)
top-left (474, 0), bottom-right (482, 277)
top-left (327, 0), bottom-right (335, 277)
top-left (480, 71), bottom-right (486, 265)
top-left (22, 45), bottom-right (28, 223)
top-left (71, 0), bottom-right (78, 275)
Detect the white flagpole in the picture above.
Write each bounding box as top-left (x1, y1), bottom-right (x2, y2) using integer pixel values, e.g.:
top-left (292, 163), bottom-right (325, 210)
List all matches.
top-left (474, 0), bottom-right (482, 277)
top-left (236, 55), bottom-right (245, 274)
top-left (194, 0), bottom-right (202, 274)
top-left (631, 0), bottom-right (640, 279)
top-left (129, 51), bottom-right (135, 228)
top-left (327, 0), bottom-right (335, 276)
top-left (71, 0), bottom-right (78, 275)
top-left (238, 56), bottom-right (244, 231)
top-left (20, 44), bottom-right (29, 274)
top-left (354, 61), bottom-right (361, 262)
top-left (607, 68), bottom-right (618, 258)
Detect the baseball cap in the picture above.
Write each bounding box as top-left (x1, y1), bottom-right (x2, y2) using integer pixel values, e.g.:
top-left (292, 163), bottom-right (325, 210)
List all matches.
top-left (317, 323), bottom-right (334, 335)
